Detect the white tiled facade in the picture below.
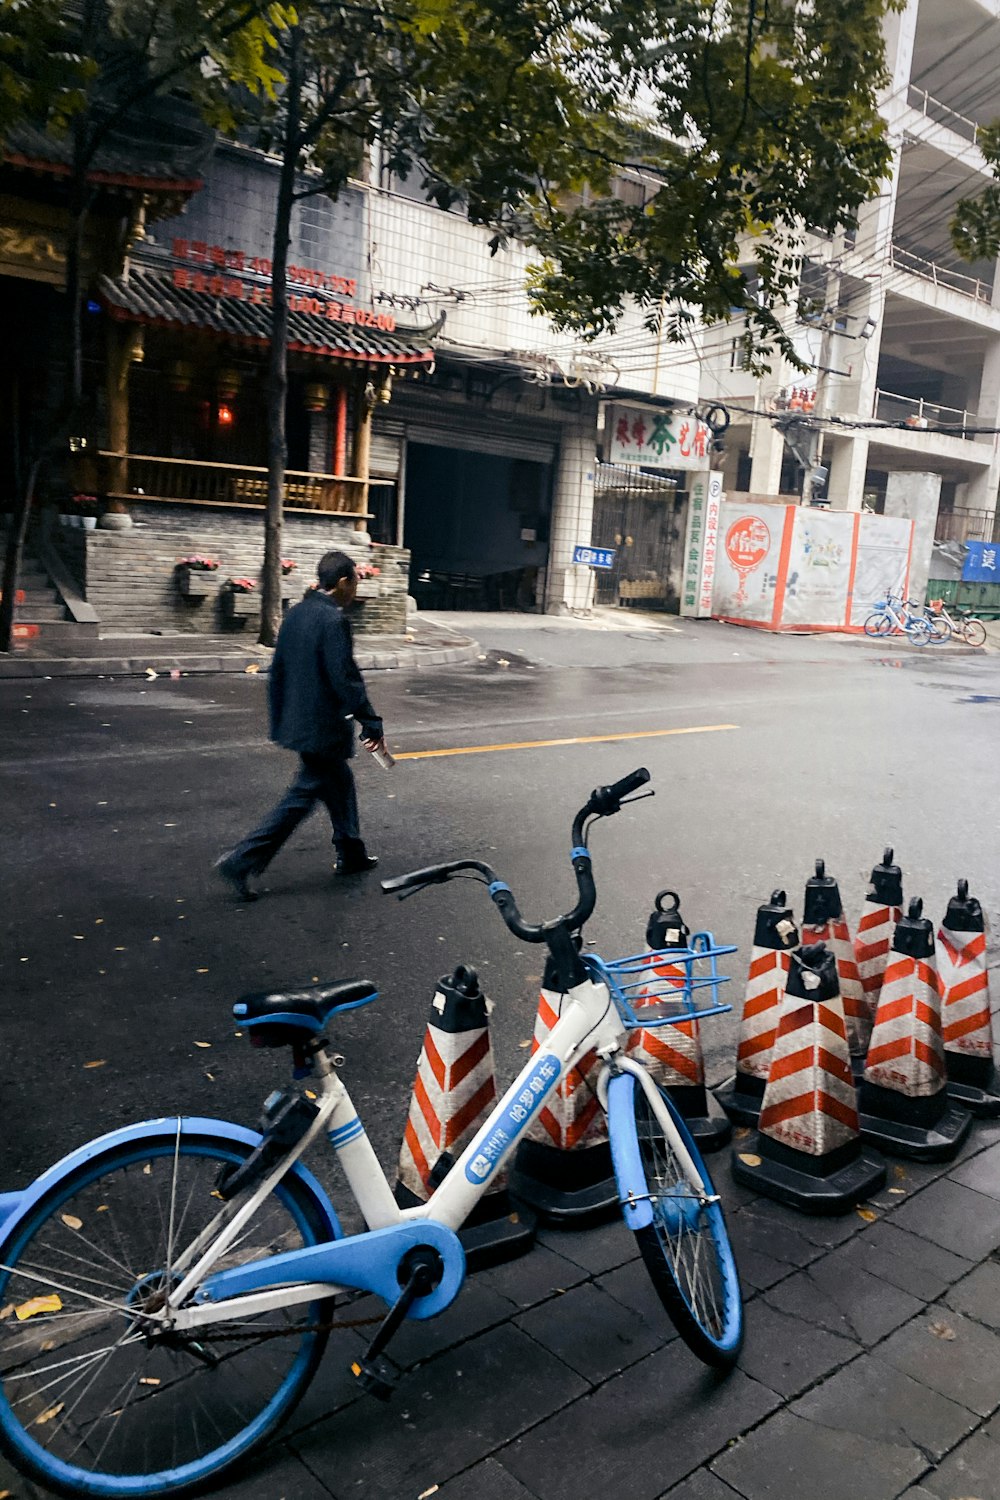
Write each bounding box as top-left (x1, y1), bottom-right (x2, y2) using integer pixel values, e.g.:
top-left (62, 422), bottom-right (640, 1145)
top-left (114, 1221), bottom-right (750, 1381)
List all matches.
top-left (699, 0), bottom-right (1000, 540)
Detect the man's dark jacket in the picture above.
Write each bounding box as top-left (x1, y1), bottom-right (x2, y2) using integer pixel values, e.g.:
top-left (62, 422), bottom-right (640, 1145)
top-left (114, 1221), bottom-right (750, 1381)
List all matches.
top-left (268, 590), bottom-right (382, 757)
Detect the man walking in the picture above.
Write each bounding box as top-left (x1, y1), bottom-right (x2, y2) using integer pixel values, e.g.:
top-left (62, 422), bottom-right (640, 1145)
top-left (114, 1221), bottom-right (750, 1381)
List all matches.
top-left (216, 550), bottom-right (386, 901)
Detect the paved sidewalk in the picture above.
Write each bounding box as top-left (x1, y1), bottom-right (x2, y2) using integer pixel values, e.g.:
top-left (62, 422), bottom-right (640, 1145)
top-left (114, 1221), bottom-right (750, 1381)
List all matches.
top-left (0, 615), bottom-right (479, 680)
top-left (6, 1115), bottom-right (1000, 1500)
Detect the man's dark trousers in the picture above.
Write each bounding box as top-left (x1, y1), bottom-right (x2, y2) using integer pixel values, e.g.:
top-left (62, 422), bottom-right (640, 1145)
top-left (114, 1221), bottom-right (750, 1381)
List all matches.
top-left (229, 752), bottom-right (360, 874)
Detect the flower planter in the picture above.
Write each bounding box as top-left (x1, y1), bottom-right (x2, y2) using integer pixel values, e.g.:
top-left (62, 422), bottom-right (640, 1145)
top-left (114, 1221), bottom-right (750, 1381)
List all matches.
top-left (176, 568), bottom-right (216, 599)
top-left (222, 589), bottom-right (259, 619)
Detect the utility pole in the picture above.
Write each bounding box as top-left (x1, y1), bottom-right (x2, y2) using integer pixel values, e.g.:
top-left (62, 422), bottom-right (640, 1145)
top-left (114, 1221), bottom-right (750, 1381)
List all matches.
top-left (800, 259), bottom-right (842, 506)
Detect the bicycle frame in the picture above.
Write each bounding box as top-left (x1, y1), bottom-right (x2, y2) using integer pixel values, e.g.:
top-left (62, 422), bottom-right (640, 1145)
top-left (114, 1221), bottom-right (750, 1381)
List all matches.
top-left (163, 972), bottom-right (679, 1334)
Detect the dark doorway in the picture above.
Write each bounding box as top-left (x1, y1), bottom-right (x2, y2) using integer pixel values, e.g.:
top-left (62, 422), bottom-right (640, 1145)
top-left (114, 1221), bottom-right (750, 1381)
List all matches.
top-left (404, 442), bottom-right (552, 609)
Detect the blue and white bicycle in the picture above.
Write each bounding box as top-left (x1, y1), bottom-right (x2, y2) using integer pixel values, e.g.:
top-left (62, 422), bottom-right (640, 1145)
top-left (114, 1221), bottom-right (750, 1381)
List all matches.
top-left (0, 768), bottom-right (743, 1499)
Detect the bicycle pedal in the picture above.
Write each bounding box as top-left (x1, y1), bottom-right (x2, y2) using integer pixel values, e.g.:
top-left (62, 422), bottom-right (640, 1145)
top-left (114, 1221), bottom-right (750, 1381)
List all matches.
top-left (351, 1353), bottom-right (400, 1401)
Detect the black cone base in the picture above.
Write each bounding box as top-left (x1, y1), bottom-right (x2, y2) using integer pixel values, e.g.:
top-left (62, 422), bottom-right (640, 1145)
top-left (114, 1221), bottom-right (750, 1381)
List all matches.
top-left (714, 1073), bottom-right (765, 1127)
top-left (858, 1101), bottom-right (973, 1161)
top-left (946, 1076), bottom-right (1000, 1118)
top-left (731, 1136), bottom-right (886, 1215)
top-left (677, 1089), bottom-right (732, 1152)
top-left (509, 1139), bottom-right (620, 1227)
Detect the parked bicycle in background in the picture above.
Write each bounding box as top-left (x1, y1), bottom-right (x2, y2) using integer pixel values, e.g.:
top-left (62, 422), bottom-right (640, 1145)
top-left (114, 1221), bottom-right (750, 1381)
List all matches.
top-left (928, 598), bottom-right (987, 647)
top-left (863, 591), bottom-right (951, 645)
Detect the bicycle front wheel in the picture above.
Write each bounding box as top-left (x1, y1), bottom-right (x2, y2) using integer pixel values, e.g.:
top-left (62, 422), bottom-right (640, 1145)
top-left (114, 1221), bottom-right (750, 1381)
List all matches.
top-left (0, 1128), bottom-right (337, 1499)
top-left (608, 1074), bottom-right (743, 1368)
top-left (925, 616), bottom-right (951, 644)
top-left (863, 612), bottom-right (893, 637)
top-left (963, 617), bottom-right (987, 646)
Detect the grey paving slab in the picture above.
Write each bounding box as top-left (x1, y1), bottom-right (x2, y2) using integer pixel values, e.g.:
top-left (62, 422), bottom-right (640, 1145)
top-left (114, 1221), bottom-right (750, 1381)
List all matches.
top-left (877, 1310), bottom-right (1000, 1418)
top-left (920, 1429), bottom-right (1000, 1500)
top-left (736, 1298), bottom-right (859, 1397)
top-left (600, 1254), bottom-right (681, 1334)
top-left (388, 1278), bottom-right (520, 1369)
top-left (500, 1345), bottom-right (780, 1500)
top-left (536, 1218), bottom-right (639, 1276)
top-left (660, 1469), bottom-right (745, 1500)
top-left (889, 1178), bottom-right (1000, 1260)
top-left (789, 1354), bottom-right (978, 1462)
top-left (943, 1260), bottom-right (1000, 1332)
top-left (950, 1139), bottom-right (1000, 1200)
top-left (435, 1456), bottom-right (541, 1500)
top-left (478, 1243), bottom-right (589, 1311)
top-left (725, 1205), bottom-right (824, 1293)
top-left (711, 1410), bottom-right (927, 1500)
top-left (217, 1447), bottom-right (337, 1498)
top-left (291, 1324), bottom-right (587, 1498)
top-left (514, 1280), bottom-right (665, 1384)
top-left (734, 1194), bottom-right (866, 1250)
top-left (830, 1221), bottom-right (972, 1302)
top-left (763, 1252), bottom-right (923, 1346)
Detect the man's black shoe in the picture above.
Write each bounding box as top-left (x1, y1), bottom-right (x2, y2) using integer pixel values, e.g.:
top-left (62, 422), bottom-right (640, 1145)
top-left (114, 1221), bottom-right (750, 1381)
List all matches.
top-left (336, 846), bottom-right (379, 876)
top-left (215, 852), bottom-right (259, 901)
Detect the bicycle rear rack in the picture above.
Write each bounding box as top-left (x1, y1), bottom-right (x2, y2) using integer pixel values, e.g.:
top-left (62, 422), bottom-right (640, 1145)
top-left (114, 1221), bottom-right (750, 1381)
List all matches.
top-left (584, 934), bottom-right (735, 1029)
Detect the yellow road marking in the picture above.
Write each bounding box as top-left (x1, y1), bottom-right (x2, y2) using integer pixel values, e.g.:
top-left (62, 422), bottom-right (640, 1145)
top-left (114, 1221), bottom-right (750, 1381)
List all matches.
top-left (395, 724), bottom-right (738, 762)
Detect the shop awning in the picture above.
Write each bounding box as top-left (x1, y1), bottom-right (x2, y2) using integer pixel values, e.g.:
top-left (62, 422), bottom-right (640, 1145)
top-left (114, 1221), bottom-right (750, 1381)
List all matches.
top-left (98, 266), bottom-right (441, 367)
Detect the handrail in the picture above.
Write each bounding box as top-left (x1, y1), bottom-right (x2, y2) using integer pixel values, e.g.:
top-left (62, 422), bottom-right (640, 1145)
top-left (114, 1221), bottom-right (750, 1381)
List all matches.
top-left (889, 242), bottom-right (992, 304)
top-left (873, 389), bottom-right (977, 437)
top-left (97, 451), bottom-right (363, 486)
top-left (906, 85), bottom-right (980, 145)
top-left (95, 451), bottom-right (368, 515)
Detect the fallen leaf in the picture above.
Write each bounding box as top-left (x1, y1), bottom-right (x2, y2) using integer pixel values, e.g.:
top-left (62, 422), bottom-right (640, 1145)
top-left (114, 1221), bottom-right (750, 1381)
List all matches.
top-left (518, 1039), bottom-right (532, 1049)
top-left (60, 1214), bottom-right (83, 1232)
top-left (418, 1488), bottom-right (439, 1499)
top-left (138, 1376), bottom-right (161, 1386)
top-left (15, 1294), bottom-right (62, 1321)
top-left (196, 968), bottom-right (209, 974)
top-left (929, 1320), bottom-right (956, 1341)
top-left (145, 668), bottom-right (157, 680)
top-left (205, 1072), bottom-right (215, 1081)
top-left (734, 1126), bottom-right (751, 1140)
top-left (244, 663), bottom-right (261, 674)
top-left (497, 657), bottom-right (509, 668)
top-left (142, 1164), bottom-right (152, 1176)
top-left (40, 1340), bottom-right (55, 1352)
top-left (856, 1207), bottom-right (878, 1223)
top-left (151, 936), bottom-right (160, 943)
top-left (73, 935), bottom-right (85, 941)
top-left (893, 1164), bottom-right (907, 1180)
top-left (210, 1189), bottom-right (225, 1201)
top-left (34, 1403), bottom-right (64, 1425)
top-left (737, 1153), bottom-right (762, 1168)
top-left (97, 1205), bottom-right (108, 1213)
top-left (305, 1089), bottom-right (317, 1100)
top-left (0, 1305), bottom-right (12, 1321)
top-left (95, 918), bottom-right (103, 925)
top-left (114, 946), bottom-right (126, 952)
top-left (83, 1060), bottom-right (106, 1070)
top-left (888, 1187), bottom-right (906, 1195)
top-left (194, 1041), bottom-right (211, 1049)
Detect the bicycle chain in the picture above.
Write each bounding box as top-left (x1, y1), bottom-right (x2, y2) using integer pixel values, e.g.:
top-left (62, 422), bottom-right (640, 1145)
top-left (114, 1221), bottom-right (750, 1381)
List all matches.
top-left (177, 1305), bottom-right (384, 1344)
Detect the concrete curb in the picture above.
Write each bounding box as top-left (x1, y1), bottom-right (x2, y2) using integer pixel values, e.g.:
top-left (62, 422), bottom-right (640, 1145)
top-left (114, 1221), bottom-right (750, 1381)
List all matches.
top-left (0, 636), bottom-right (480, 680)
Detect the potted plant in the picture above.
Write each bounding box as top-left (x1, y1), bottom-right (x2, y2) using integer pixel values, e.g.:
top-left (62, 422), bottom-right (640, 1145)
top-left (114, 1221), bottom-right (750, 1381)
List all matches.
top-left (222, 576), bottom-right (259, 619)
top-left (175, 555), bottom-right (220, 598)
top-left (60, 494), bottom-right (100, 530)
top-left (354, 561), bottom-right (381, 600)
top-left (280, 558), bottom-right (299, 600)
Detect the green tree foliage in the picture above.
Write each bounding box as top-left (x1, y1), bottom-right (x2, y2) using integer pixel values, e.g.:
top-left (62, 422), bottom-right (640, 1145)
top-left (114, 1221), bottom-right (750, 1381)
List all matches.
top-left (952, 122), bottom-right (1000, 263)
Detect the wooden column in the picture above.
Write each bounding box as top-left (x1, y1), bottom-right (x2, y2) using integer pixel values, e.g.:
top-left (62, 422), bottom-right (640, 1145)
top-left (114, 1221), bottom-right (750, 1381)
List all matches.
top-left (351, 374), bottom-right (375, 532)
top-left (105, 322), bottom-right (132, 501)
top-left (332, 386), bottom-right (348, 476)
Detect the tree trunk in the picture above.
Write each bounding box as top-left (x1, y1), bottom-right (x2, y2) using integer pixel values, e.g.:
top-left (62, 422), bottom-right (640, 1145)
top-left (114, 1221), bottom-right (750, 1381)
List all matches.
top-left (260, 30), bottom-right (303, 648)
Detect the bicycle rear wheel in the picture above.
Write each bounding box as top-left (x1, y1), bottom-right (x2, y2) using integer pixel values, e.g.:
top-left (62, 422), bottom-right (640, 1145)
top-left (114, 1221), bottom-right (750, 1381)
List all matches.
top-left (0, 1128), bottom-right (337, 1499)
top-left (924, 616), bottom-right (951, 644)
top-left (608, 1073), bottom-right (743, 1369)
top-left (863, 612), bottom-right (893, 637)
top-left (962, 617), bottom-right (987, 646)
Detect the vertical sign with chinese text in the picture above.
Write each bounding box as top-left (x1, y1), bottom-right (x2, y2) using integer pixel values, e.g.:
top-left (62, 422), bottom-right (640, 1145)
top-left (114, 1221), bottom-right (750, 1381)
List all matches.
top-left (680, 472), bottom-right (723, 618)
top-left (607, 405), bottom-right (712, 471)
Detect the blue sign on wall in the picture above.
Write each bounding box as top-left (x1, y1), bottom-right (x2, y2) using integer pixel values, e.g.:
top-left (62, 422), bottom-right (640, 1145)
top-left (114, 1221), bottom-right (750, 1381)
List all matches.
top-left (573, 545), bottom-right (616, 570)
top-left (963, 541), bottom-right (999, 583)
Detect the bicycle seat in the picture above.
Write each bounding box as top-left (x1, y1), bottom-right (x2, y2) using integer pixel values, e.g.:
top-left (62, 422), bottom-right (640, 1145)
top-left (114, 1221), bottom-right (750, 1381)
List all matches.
top-left (234, 980), bottom-right (378, 1044)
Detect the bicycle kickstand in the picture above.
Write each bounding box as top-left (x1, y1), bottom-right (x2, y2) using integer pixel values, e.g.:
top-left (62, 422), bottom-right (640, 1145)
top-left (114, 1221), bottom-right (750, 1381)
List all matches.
top-left (350, 1246), bottom-right (444, 1400)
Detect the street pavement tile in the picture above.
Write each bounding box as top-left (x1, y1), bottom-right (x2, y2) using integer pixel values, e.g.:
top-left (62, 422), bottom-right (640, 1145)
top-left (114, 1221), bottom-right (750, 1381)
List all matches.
top-left (290, 1324), bottom-right (587, 1497)
top-left (536, 1218), bottom-right (639, 1275)
top-left (725, 1206), bottom-right (824, 1292)
top-left (832, 1221), bottom-right (972, 1302)
top-left (660, 1468), bottom-right (745, 1499)
top-left (478, 1243), bottom-right (590, 1309)
top-left (435, 1456), bottom-right (541, 1499)
top-left (216, 1444), bottom-right (336, 1498)
top-left (599, 1254), bottom-right (681, 1334)
top-left (737, 1195), bottom-right (864, 1249)
top-left (877, 1310), bottom-right (1000, 1417)
top-left (763, 1251), bottom-right (923, 1345)
top-left (920, 1429), bottom-right (1000, 1500)
top-left (950, 1138), bottom-right (1000, 1200)
top-left (387, 1279), bottom-right (520, 1368)
top-left (736, 1298), bottom-right (859, 1396)
top-left (944, 1260), bottom-right (1000, 1331)
top-left (514, 1280), bottom-right (665, 1383)
top-left (789, 1354), bottom-right (978, 1462)
top-left (711, 1410), bottom-right (927, 1500)
top-left (889, 1177), bottom-right (1000, 1260)
top-left (499, 1343), bottom-right (780, 1500)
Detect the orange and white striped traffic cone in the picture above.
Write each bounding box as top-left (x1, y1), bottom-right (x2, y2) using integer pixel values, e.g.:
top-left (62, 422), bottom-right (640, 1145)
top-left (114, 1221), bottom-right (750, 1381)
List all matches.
top-left (854, 848), bottom-right (903, 1025)
top-left (628, 890), bottom-right (731, 1150)
top-left (510, 948), bottom-right (617, 1225)
top-left (802, 860), bottom-right (869, 1063)
top-left (715, 891), bottom-right (799, 1126)
top-left (731, 943), bottom-right (886, 1213)
top-left (859, 900), bottom-right (972, 1160)
top-left (396, 964), bottom-right (535, 1266)
top-left (939, 880), bottom-right (1000, 1116)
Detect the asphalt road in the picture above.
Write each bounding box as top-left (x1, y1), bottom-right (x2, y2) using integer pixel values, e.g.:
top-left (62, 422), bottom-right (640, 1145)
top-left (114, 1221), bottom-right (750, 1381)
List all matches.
top-left (3, 616), bottom-right (999, 1202)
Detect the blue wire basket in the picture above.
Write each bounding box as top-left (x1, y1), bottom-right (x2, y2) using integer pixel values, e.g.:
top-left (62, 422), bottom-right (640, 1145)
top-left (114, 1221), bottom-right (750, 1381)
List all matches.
top-left (584, 932), bottom-right (736, 1029)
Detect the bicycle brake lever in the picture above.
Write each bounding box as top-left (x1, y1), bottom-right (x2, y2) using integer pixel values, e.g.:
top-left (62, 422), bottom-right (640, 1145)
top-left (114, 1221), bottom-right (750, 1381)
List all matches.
top-left (620, 790), bottom-right (655, 808)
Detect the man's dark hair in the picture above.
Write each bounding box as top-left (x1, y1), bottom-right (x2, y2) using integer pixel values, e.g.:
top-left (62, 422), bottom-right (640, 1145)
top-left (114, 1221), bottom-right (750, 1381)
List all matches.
top-left (317, 551), bottom-right (357, 591)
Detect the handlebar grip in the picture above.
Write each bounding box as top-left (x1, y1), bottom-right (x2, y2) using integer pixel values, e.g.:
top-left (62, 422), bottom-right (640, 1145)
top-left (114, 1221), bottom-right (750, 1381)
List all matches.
top-left (607, 766), bottom-right (650, 802)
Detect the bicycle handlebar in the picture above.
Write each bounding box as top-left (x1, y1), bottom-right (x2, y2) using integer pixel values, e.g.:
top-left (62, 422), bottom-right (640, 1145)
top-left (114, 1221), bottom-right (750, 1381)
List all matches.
top-left (380, 767), bottom-right (653, 944)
